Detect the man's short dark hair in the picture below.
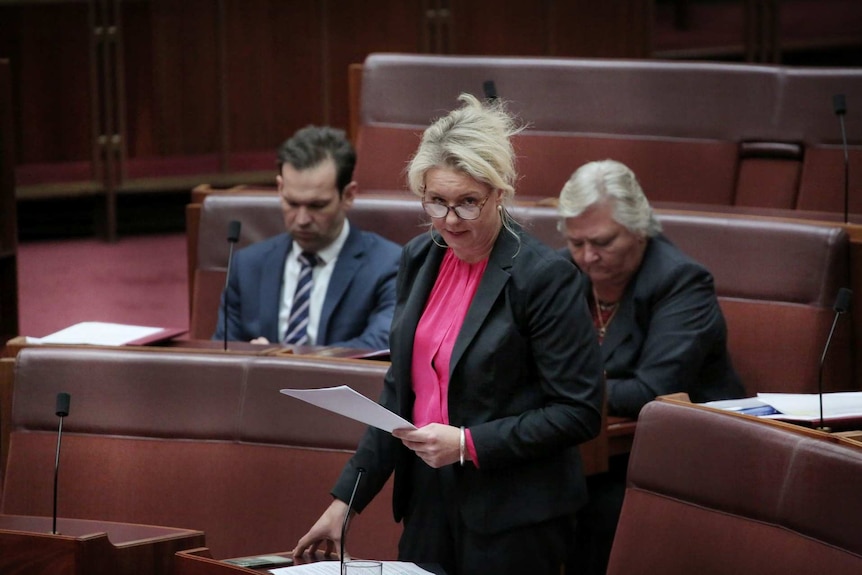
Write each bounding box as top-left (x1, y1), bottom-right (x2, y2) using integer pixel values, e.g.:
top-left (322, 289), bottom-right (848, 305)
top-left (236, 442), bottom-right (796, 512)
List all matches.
top-left (276, 126), bottom-right (357, 194)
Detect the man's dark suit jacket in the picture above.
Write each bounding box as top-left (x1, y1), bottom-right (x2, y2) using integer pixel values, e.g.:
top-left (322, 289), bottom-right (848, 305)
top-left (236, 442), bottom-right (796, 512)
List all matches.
top-left (567, 234), bottom-right (745, 418)
top-left (212, 223), bottom-right (401, 350)
top-left (332, 226), bottom-right (604, 537)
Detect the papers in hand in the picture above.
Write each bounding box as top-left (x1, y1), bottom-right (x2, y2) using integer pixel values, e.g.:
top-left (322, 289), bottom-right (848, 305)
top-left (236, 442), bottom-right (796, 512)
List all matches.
top-left (26, 321), bottom-right (186, 346)
top-left (279, 385), bottom-right (416, 433)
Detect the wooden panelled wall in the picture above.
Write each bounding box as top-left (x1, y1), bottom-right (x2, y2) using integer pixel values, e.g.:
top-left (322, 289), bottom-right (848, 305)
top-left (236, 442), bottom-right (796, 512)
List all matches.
top-left (0, 60), bottom-right (18, 348)
top-left (2, 1), bottom-right (859, 239)
top-left (0, 0), bottom-right (650, 239)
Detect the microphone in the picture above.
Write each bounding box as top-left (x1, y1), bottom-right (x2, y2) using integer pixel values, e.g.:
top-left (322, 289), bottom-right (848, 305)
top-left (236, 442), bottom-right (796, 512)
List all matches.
top-left (817, 287), bottom-right (852, 431)
top-left (483, 80), bottom-right (498, 102)
top-left (832, 94), bottom-right (849, 224)
top-left (340, 467), bottom-right (365, 573)
top-left (53, 392), bottom-right (70, 535)
top-left (223, 220), bottom-right (241, 351)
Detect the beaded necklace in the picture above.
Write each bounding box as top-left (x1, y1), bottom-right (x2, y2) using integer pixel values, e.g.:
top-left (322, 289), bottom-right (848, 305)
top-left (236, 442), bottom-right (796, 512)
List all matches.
top-left (592, 288), bottom-right (620, 342)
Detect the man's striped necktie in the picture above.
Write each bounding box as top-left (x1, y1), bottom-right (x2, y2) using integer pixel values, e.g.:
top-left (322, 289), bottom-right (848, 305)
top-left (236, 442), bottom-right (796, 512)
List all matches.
top-left (283, 251), bottom-right (318, 345)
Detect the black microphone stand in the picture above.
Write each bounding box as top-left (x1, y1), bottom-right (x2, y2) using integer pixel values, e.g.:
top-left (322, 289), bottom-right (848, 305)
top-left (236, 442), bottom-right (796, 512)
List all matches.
top-left (817, 288), bottom-right (852, 431)
top-left (341, 468), bottom-right (365, 574)
top-left (832, 94), bottom-right (849, 224)
top-left (53, 392), bottom-right (70, 535)
top-left (223, 220), bottom-right (241, 351)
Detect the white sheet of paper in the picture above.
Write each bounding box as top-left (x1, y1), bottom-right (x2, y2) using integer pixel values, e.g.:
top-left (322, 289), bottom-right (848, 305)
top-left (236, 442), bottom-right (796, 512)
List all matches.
top-left (757, 391), bottom-right (862, 421)
top-left (269, 561), bottom-right (436, 575)
top-left (279, 385), bottom-right (416, 433)
top-left (27, 321), bottom-right (166, 346)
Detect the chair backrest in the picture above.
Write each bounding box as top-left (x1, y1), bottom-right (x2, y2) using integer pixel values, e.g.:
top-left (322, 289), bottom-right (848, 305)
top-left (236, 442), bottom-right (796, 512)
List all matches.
top-left (506, 204), bottom-right (854, 394)
top-left (190, 193), bottom-right (427, 339)
top-left (2, 347), bottom-right (400, 561)
top-left (191, 193), bottom-right (855, 393)
top-left (354, 53), bottom-right (862, 213)
top-left (607, 399), bottom-right (862, 575)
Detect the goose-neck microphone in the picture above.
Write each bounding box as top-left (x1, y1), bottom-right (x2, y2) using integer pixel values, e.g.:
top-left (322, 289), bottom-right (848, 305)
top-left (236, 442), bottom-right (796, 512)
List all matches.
top-left (832, 94), bottom-right (849, 224)
top-left (340, 467), bottom-right (365, 573)
top-left (223, 220), bottom-right (241, 351)
top-left (52, 392), bottom-right (71, 535)
top-left (817, 287), bottom-right (852, 431)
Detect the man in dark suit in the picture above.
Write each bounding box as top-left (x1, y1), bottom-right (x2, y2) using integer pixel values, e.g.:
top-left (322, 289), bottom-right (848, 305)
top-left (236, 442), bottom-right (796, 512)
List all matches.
top-left (213, 126), bottom-right (401, 350)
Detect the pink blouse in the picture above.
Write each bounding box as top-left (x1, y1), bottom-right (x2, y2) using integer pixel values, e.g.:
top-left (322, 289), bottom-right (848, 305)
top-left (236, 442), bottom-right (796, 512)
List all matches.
top-left (411, 249), bottom-right (487, 464)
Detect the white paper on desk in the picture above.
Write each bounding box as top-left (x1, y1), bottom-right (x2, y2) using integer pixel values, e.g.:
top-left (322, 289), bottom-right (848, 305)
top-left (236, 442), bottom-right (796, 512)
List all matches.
top-left (270, 562), bottom-right (436, 575)
top-left (280, 385), bottom-right (416, 433)
top-left (757, 392), bottom-right (862, 421)
top-left (27, 321), bottom-right (166, 346)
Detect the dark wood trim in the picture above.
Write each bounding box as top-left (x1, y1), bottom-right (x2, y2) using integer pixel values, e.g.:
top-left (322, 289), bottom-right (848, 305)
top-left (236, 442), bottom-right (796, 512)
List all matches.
top-left (0, 60), bottom-right (18, 348)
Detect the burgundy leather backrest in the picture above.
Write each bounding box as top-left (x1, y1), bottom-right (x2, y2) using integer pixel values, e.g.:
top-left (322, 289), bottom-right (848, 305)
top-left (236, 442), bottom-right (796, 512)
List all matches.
top-left (9, 348), bottom-right (390, 446)
top-left (359, 54), bottom-right (778, 137)
top-left (3, 347), bottom-right (400, 560)
top-left (509, 204), bottom-right (849, 306)
top-left (508, 204), bottom-right (853, 393)
top-left (11, 347), bottom-right (246, 439)
top-left (192, 193), bottom-right (853, 393)
top-left (658, 213), bottom-right (848, 305)
top-left (200, 196), bottom-right (848, 306)
top-left (241, 355), bottom-right (389, 449)
top-left (197, 193), bottom-right (425, 272)
top-left (650, 214), bottom-right (851, 393)
top-left (355, 53), bottom-right (862, 214)
top-left (608, 400), bottom-right (862, 574)
top-left (192, 193), bottom-right (426, 338)
top-left (357, 54), bottom-right (780, 203)
top-left (777, 68), bottom-right (862, 214)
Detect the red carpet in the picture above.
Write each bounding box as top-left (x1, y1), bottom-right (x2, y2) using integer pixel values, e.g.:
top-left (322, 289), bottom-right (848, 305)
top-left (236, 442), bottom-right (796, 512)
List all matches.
top-left (16, 233), bottom-right (189, 339)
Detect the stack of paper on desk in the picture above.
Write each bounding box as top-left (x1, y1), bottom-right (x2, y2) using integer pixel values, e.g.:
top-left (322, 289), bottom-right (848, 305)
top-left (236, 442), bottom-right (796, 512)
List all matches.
top-left (26, 321), bottom-right (186, 346)
top-left (705, 392), bottom-right (862, 423)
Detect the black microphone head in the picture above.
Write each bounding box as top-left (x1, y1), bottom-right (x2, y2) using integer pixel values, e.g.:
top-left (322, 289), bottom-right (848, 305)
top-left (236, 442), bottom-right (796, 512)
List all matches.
top-left (483, 80), bottom-right (498, 102)
top-left (834, 287), bottom-right (852, 313)
top-left (55, 392), bottom-right (70, 417)
top-left (227, 220), bottom-right (241, 243)
top-left (833, 94), bottom-right (847, 116)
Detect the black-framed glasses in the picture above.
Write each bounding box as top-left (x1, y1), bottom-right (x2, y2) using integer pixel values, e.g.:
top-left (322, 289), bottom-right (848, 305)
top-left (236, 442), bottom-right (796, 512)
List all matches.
top-left (421, 194), bottom-right (491, 220)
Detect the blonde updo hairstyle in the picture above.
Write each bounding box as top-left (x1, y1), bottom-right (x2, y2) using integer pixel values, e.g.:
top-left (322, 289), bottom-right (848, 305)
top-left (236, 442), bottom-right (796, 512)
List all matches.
top-left (407, 93), bottom-right (523, 238)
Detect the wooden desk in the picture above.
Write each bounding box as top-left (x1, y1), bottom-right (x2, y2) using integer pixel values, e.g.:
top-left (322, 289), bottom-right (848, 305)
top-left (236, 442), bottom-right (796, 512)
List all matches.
top-left (1, 514), bottom-right (205, 575)
top-left (177, 548), bottom-right (330, 572)
top-left (2, 336), bottom-right (389, 361)
top-left (835, 430), bottom-right (862, 445)
top-left (176, 547), bottom-right (294, 574)
top-left (607, 416), bottom-right (638, 458)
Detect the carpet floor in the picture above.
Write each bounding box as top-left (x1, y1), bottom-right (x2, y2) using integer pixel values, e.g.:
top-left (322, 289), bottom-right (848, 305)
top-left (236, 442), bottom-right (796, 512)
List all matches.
top-left (16, 233), bottom-right (189, 339)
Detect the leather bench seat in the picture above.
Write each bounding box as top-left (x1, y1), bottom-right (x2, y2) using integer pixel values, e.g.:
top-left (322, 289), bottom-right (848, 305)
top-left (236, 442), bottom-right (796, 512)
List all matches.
top-left (510, 203), bottom-right (853, 394)
top-left (190, 193), bottom-right (426, 340)
top-left (1, 347), bottom-right (398, 561)
top-left (608, 399), bottom-right (862, 574)
top-left (353, 53), bottom-right (862, 215)
top-left (191, 193), bottom-right (854, 394)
